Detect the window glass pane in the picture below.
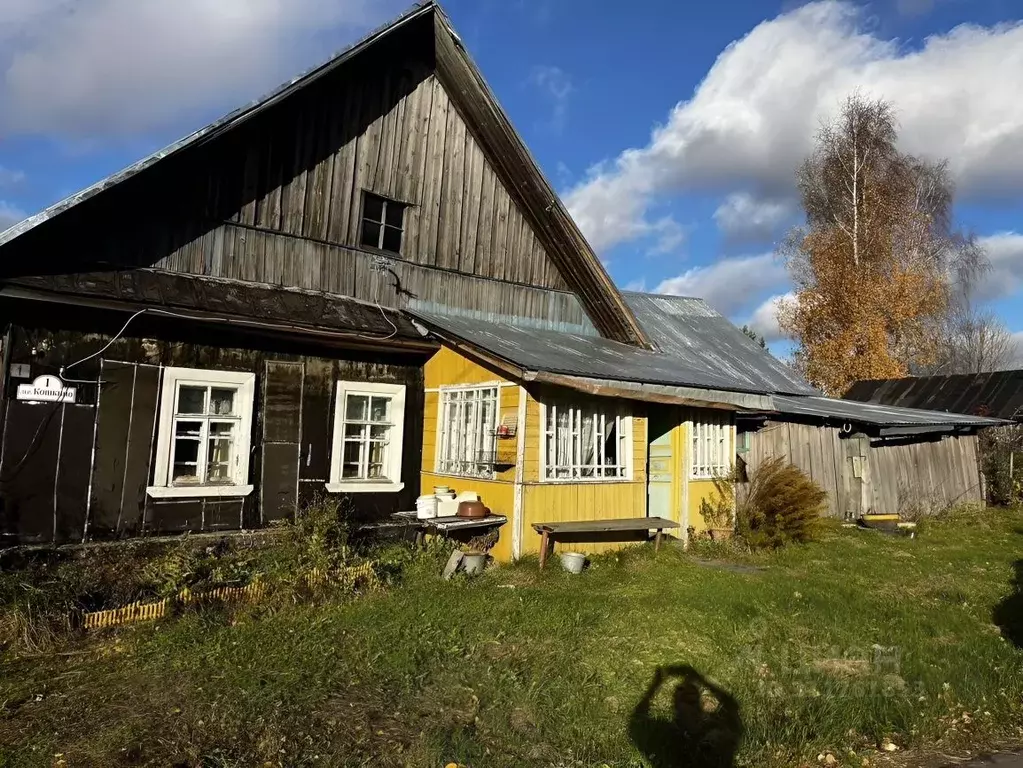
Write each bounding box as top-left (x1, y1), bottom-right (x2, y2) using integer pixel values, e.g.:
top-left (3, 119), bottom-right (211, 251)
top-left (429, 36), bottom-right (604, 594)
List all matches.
top-left (384, 201), bottom-right (404, 228)
top-left (206, 422), bottom-right (234, 483)
top-left (370, 424), bottom-right (389, 441)
top-left (344, 423), bottom-right (364, 439)
top-left (346, 394), bottom-right (368, 422)
top-left (360, 220), bottom-right (381, 249)
top-left (368, 441), bottom-right (386, 477)
top-left (342, 441), bottom-right (361, 479)
top-left (381, 226), bottom-right (402, 254)
top-left (209, 388), bottom-right (235, 416)
top-left (370, 397), bottom-right (390, 423)
top-left (177, 386), bottom-right (205, 414)
top-left (363, 194), bottom-right (384, 223)
top-left (604, 419), bottom-right (619, 466)
top-left (172, 420), bottom-right (202, 484)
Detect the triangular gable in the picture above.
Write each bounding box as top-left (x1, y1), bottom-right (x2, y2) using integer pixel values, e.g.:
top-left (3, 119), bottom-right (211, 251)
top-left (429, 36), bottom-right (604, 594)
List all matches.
top-left (0, 3), bottom-right (649, 348)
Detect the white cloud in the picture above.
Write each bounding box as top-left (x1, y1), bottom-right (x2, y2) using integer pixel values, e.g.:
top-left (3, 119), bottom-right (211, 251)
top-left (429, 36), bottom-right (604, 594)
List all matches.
top-left (977, 232), bottom-right (1023, 301)
top-left (0, 0), bottom-right (401, 137)
top-left (746, 292), bottom-right (795, 343)
top-left (530, 65), bottom-right (573, 132)
top-left (0, 201), bottom-right (26, 233)
top-left (0, 166), bottom-right (25, 187)
top-left (565, 1), bottom-right (1023, 253)
top-left (653, 252), bottom-right (788, 317)
top-left (713, 192), bottom-right (795, 243)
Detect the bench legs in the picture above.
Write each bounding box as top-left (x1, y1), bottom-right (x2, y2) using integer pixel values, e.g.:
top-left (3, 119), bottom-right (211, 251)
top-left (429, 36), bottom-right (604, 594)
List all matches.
top-left (539, 529), bottom-right (550, 569)
top-left (655, 528), bottom-right (663, 553)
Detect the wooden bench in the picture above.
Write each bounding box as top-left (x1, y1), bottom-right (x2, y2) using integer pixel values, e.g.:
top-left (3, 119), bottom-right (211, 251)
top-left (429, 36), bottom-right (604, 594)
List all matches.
top-left (532, 517), bottom-right (681, 569)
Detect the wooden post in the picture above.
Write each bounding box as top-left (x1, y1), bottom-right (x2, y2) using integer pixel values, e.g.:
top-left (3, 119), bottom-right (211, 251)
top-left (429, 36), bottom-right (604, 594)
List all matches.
top-left (539, 529), bottom-right (549, 569)
top-left (655, 528), bottom-right (663, 553)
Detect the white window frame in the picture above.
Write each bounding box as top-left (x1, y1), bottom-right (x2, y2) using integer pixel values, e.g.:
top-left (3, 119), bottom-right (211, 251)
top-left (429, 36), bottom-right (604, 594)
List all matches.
top-left (539, 400), bottom-right (633, 482)
top-left (434, 384), bottom-right (500, 479)
top-left (148, 367), bottom-right (256, 499)
top-left (690, 411), bottom-right (734, 480)
top-left (327, 381), bottom-right (406, 493)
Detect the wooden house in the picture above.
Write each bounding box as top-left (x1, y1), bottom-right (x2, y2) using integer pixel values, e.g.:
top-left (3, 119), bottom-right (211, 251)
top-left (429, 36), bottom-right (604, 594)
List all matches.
top-left (0, 2), bottom-right (1002, 557)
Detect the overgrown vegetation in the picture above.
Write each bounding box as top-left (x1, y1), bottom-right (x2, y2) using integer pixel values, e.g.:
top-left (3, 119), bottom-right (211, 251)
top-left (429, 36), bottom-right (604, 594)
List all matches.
top-left (700, 459), bottom-right (826, 549)
top-left (3, 506), bottom-right (1023, 766)
top-left (0, 496), bottom-right (370, 655)
top-left (980, 425), bottom-right (1023, 507)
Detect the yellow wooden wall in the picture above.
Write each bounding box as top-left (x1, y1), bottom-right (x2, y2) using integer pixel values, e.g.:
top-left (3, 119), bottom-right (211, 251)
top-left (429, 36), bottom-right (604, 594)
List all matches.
top-left (517, 386), bottom-right (648, 558)
top-left (421, 346), bottom-right (519, 562)
top-left (677, 413), bottom-right (736, 537)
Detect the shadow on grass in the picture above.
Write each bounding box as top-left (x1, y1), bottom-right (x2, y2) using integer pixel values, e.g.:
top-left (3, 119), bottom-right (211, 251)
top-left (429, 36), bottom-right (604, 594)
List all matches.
top-left (994, 559), bottom-right (1023, 648)
top-left (629, 664), bottom-right (742, 768)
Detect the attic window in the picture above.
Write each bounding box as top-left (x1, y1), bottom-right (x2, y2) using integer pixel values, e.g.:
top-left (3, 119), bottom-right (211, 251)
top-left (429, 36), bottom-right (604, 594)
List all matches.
top-left (360, 192), bottom-right (404, 255)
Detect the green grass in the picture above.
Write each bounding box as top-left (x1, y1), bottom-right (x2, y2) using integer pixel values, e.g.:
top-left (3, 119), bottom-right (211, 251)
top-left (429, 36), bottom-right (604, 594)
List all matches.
top-left (3, 509), bottom-right (1023, 767)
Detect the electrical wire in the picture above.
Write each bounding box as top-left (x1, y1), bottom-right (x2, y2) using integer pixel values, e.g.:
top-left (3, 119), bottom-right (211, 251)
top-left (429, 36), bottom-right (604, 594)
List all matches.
top-left (58, 303), bottom-right (407, 384)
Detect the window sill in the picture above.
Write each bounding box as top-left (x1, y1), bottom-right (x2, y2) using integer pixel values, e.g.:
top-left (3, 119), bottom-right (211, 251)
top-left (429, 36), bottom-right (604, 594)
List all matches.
top-left (147, 484), bottom-right (254, 499)
top-left (427, 471), bottom-right (499, 482)
top-left (325, 481), bottom-right (405, 494)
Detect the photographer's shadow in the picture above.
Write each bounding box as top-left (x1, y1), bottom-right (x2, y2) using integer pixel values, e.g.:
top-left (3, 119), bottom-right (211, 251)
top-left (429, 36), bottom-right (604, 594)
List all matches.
top-left (629, 665), bottom-right (742, 768)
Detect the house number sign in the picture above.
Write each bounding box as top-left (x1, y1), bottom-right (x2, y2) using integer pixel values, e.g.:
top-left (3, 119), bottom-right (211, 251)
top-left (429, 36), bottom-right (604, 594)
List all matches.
top-left (16, 374), bottom-right (76, 404)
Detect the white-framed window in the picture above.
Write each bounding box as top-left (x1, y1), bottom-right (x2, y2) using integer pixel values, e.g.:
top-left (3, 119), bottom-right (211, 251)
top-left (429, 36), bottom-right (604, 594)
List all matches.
top-left (690, 412), bottom-right (734, 479)
top-left (148, 367), bottom-right (256, 499)
top-left (327, 381), bottom-right (406, 493)
top-left (541, 400), bottom-right (632, 481)
top-left (435, 385), bottom-right (499, 478)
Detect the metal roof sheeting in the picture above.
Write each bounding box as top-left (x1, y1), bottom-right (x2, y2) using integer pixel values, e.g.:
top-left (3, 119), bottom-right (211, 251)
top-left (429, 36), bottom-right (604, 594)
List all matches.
top-left (409, 310), bottom-right (770, 394)
top-left (844, 371), bottom-right (1023, 422)
top-left (771, 394), bottom-right (1006, 428)
top-left (623, 292), bottom-right (817, 396)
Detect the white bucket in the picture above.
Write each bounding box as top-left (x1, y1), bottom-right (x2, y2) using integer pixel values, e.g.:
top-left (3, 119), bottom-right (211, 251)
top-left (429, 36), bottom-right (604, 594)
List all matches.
top-left (560, 552), bottom-right (586, 574)
top-left (462, 553), bottom-right (487, 575)
top-left (416, 494), bottom-right (438, 519)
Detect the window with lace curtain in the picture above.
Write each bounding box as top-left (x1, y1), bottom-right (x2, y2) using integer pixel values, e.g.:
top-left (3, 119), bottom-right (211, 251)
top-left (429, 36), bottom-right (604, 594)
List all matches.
top-left (541, 400), bottom-right (631, 481)
top-left (436, 385), bottom-right (499, 478)
top-left (690, 412), bottom-right (733, 479)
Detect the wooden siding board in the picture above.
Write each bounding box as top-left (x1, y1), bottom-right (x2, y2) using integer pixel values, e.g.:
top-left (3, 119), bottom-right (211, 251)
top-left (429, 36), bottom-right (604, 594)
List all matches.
top-left (436, 96), bottom-right (466, 270)
top-left (458, 136), bottom-right (484, 275)
top-left (302, 102), bottom-right (334, 242)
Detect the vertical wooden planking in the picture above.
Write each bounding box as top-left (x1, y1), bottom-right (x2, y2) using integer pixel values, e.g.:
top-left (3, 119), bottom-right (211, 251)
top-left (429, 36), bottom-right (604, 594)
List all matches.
top-left (436, 97), bottom-right (466, 270)
top-left (373, 71), bottom-right (400, 196)
top-left (395, 70), bottom-right (421, 203)
top-left (281, 109), bottom-right (309, 237)
top-left (459, 137), bottom-right (484, 274)
top-left (239, 144), bottom-right (261, 226)
top-left (326, 80), bottom-right (360, 246)
top-left (491, 187), bottom-right (511, 282)
top-left (475, 161), bottom-right (497, 272)
top-left (350, 72), bottom-right (384, 243)
top-left (418, 78), bottom-right (448, 266)
top-left (402, 76), bottom-right (433, 259)
top-left (302, 101), bottom-right (334, 242)
top-left (259, 128), bottom-right (284, 230)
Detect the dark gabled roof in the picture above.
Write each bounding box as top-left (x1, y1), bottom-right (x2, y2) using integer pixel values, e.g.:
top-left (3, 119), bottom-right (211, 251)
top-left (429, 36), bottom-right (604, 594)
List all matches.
top-left (0, 2), bottom-right (650, 349)
top-left (770, 394), bottom-right (1005, 430)
top-left (623, 292), bottom-right (817, 396)
top-left (408, 309), bottom-right (769, 394)
top-left (844, 371), bottom-right (1023, 421)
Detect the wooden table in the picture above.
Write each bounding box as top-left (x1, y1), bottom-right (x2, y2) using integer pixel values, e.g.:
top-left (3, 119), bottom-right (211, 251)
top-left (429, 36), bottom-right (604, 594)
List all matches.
top-left (531, 517), bottom-right (681, 569)
top-left (392, 510), bottom-right (507, 545)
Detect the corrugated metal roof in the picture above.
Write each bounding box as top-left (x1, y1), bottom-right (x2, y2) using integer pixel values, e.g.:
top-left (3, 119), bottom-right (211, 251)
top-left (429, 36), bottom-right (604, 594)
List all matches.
top-left (0, 2), bottom-right (435, 247)
top-left (624, 292), bottom-right (816, 396)
top-left (408, 310), bottom-right (770, 394)
top-left (844, 371), bottom-right (1023, 421)
top-left (772, 394), bottom-right (1005, 428)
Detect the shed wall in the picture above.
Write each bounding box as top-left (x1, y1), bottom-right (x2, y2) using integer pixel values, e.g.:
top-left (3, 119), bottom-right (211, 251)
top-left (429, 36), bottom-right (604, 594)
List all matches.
top-left (740, 420), bottom-right (984, 519)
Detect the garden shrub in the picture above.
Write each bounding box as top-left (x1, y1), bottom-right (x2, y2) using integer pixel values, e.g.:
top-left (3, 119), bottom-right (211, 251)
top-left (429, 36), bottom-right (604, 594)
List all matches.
top-left (735, 457), bottom-right (827, 549)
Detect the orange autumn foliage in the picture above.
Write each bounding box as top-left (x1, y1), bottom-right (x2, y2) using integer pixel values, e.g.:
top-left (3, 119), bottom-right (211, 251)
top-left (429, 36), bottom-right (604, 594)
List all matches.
top-left (779, 95), bottom-right (953, 395)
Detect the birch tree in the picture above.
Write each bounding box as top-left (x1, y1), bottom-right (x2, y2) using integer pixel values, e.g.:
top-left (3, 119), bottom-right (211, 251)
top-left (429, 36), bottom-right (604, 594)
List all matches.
top-left (779, 94), bottom-right (962, 395)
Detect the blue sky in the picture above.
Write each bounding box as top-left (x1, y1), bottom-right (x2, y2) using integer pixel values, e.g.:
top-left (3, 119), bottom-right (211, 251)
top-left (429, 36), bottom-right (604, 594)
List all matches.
top-left (1, 0), bottom-right (1022, 356)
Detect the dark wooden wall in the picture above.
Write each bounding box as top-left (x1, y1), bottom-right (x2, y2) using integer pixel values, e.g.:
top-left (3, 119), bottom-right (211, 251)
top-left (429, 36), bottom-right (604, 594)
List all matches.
top-left (739, 420), bottom-right (984, 519)
top-left (0, 308), bottom-right (425, 545)
top-left (0, 19), bottom-right (591, 331)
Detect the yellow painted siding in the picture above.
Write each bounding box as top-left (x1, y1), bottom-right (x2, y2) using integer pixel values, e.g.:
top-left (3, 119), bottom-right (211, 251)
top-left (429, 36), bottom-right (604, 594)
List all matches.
top-left (421, 346), bottom-right (520, 561)
top-left (518, 386), bottom-right (649, 558)
top-left (679, 409), bottom-right (736, 535)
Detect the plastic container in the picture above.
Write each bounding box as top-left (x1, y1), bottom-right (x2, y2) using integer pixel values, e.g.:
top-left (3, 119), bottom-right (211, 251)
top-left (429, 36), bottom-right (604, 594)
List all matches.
top-left (415, 494), bottom-right (438, 520)
top-left (560, 552), bottom-right (586, 574)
